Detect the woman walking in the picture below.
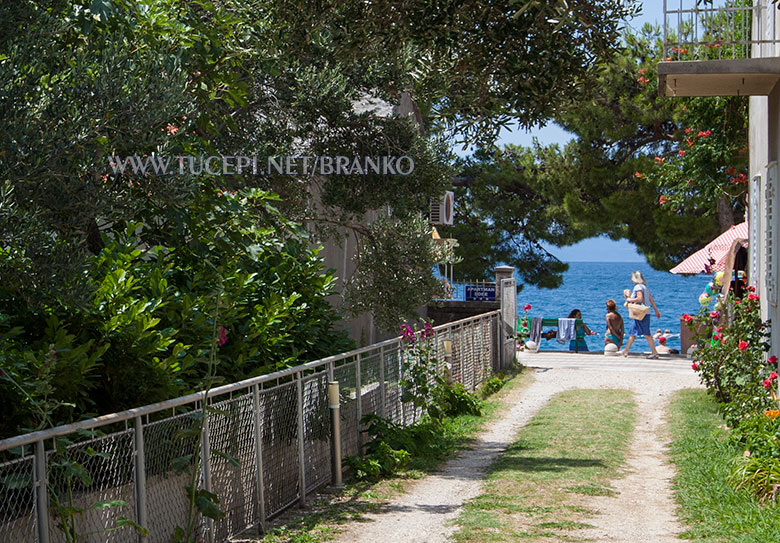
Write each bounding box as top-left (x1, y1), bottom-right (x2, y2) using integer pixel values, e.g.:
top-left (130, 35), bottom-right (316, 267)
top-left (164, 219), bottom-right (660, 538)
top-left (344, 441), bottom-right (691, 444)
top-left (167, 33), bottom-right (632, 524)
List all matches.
top-left (620, 271), bottom-right (661, 359)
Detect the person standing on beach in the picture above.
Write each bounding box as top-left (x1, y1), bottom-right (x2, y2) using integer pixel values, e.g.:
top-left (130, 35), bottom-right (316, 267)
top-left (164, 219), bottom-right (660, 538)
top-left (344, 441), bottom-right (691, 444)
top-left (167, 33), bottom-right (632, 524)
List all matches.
top-left (604, 299), bottom-right (624, 348)
top-left (620, 270), bottom-right (661, 359)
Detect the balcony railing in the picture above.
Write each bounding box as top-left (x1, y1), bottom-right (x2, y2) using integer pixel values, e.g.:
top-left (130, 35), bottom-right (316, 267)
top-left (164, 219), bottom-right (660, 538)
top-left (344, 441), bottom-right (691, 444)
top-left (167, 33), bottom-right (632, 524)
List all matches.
top-left (663, 0), bottom-right (778, 60)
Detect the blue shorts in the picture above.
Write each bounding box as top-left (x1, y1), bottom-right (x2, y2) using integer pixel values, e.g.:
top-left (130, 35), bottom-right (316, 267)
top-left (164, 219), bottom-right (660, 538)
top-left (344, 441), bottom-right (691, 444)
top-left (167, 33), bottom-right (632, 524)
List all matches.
top-left (629, 314), bottom-right (651, 337)
top-left (569, 339), bottom-right (589, 352)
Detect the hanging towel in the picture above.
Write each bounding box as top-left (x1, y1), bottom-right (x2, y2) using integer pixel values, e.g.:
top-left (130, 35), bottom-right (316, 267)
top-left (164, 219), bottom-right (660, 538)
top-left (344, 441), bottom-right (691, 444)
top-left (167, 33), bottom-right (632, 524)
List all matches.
top-left (557, 318), bottom-right (577, 344)
top-left (530, 317), bottom-right (542, 344)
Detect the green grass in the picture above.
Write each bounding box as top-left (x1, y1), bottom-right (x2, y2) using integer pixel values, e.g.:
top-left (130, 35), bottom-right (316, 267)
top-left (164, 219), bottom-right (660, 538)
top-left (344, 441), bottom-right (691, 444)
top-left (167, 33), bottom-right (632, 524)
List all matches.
top-left (453, 389), bottom-right (636, 543)
top-left (668, 389), bottom-right (780, 542)
top-left (257, 366), bottom-right (535, 542)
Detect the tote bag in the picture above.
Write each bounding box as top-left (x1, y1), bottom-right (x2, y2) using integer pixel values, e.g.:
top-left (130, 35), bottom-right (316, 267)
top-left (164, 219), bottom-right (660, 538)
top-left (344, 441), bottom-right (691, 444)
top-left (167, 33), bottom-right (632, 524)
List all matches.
top-left (627, 303), bottom-right (650, 320)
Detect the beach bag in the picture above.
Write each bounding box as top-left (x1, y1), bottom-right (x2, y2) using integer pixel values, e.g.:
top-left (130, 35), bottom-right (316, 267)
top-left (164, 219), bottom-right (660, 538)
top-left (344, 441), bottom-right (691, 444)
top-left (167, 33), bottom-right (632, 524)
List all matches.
top-left (626, 303), bottom-right (650, 320)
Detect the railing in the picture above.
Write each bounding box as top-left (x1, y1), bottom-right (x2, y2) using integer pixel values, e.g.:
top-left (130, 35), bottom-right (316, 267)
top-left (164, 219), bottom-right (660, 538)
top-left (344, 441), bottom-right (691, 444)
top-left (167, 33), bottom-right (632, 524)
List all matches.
top-left (0, 311), bottom-right (500, 543)
top-left (663, 0), bottom-right (777, 60)
top-left (435, 281), bottom-right (497, 302)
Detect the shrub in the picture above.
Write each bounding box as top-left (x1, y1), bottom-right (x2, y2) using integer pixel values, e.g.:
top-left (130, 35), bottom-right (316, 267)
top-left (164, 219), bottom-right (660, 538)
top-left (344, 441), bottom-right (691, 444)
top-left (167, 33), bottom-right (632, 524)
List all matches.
top-left (729, 456), bottom-right (780, 503)
top-left (729, 413), bottom-right (780, 459)
top-left (0, 189), bottom-right (353, 438)
top-left (480, 373), bottom-right (508, 399)
top-left (430, 381), bottom-right (483, 419)
top-left (688, 291), bottom-right (773, 425)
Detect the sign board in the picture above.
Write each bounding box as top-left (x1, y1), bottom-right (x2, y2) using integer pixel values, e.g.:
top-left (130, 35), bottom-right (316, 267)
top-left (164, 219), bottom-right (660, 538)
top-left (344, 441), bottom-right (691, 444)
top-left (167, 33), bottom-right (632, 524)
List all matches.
top-left (465, 285), bottom-right (496, 301)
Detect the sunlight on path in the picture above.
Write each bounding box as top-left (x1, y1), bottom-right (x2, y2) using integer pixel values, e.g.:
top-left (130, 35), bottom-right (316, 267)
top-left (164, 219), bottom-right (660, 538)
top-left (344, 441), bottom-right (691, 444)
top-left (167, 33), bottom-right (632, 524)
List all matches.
top-left (334, 353), bottom-right (700, 543)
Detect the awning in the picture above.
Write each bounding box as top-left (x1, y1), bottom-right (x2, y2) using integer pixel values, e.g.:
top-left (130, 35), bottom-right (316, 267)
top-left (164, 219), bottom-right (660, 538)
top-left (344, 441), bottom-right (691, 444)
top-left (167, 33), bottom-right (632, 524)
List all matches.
top-left (670, 222), bottom-right (749, 274)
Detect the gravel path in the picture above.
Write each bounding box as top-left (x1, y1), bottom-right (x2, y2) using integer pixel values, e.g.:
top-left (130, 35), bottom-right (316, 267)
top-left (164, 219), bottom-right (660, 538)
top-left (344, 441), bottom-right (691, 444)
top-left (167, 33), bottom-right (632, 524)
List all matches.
top-left (335, 352), bottom-right (702, 543)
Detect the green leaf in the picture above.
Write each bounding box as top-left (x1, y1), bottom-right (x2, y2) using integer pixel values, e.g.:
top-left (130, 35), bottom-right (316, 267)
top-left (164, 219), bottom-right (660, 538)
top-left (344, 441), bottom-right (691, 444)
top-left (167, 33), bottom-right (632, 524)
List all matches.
top-left (212, 448), bottom-right (240, 468)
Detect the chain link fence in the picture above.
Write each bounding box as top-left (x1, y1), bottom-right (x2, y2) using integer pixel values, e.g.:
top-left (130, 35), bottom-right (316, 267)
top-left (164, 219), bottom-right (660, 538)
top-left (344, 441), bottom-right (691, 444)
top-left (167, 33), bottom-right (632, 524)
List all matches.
top-left (0, 311), bottom-right (500, 543)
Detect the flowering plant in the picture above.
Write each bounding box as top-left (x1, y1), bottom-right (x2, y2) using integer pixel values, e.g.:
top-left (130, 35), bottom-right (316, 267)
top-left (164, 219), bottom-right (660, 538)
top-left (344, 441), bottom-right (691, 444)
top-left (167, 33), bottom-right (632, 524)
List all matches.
top-left (517, 304), bottom-right (532, 342)
top-left (687, 291), bottom-right (773, 424)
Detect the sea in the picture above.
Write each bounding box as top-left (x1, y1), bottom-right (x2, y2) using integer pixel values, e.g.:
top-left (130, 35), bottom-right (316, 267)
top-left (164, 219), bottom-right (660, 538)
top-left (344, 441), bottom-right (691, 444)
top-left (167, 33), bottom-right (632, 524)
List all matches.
top-left (515, 261), bottom-right (707, 353)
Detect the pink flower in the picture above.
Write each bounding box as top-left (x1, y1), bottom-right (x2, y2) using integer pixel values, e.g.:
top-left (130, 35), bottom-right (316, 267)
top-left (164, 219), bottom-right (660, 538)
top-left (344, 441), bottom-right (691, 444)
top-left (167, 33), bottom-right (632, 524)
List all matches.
top-left (678, 150), bottom-right (686, 157)
top-left (747, 285), bottom-right (756, 292)
top-left (523, 304), bottom-right (532, 312)
top-left (709, 311), bottom-right (719, 319)
top-left (770, 372), bottom-right (779, 381)
top-left (166, 124), bottom-right (179, 135)
top-left (218, 326), bottom-right (228, 346)
top-left (738, 340), bottom-right (748, 351)
top-left (659, 195), bottom-right (668, 205)
top-left (692, 362), bottom-right (699, 371)
top-left (764, 379), bottom-right (773, 389)
top-left (423, 322), bottom-right (434, 338)
top-left (635, 172), bottom-right (644, 179)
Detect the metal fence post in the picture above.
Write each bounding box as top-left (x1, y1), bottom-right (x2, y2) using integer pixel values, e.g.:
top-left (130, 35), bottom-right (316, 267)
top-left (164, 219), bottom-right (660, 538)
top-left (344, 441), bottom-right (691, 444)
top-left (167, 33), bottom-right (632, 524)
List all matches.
top-left (134, 417), bottom-right (148, 543)
top-left (379, 347), bottom-right (386, 419)
top-left (355, 354), bottom-right (362, 454)
top-left (201, 414), bottom-right (214, 543)
top-left (34, 440), bottom-right (49, 543)
top-left (399, 347), bottom-right (405, 426)
top-left (296, 373), bottom-right (306, 506)
top-left (251, 385), bottom-right (266, 533)
top-left (328, 381), bottom-right (343, 488)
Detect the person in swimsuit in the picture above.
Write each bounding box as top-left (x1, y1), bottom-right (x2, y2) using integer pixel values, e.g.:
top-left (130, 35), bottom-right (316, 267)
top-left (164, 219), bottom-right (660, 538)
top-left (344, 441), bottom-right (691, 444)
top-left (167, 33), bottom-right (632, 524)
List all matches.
top-left (605, 299), bottom-right (624, 348)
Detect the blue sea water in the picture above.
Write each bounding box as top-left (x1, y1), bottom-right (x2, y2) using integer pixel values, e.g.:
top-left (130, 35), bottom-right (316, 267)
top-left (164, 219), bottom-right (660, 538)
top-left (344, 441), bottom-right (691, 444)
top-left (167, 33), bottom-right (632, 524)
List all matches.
top-left (516, 262), bottom-right (707, 353)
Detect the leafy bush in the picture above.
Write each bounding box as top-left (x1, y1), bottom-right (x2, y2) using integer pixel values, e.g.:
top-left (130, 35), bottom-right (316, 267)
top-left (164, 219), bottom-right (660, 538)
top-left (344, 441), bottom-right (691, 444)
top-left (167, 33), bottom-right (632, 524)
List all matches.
top-left (430, 381), bottom-right (483, 419)
top-left (0, 189), bottom-right (352, 438)
top-left (480, 374), bottom-right (508, 399)
top-left (729, 413), bottom-right (780, 459)
top-left (687, 291), bottom-right (773, 425)
top-left (729, 456), bottom-right (780, 503)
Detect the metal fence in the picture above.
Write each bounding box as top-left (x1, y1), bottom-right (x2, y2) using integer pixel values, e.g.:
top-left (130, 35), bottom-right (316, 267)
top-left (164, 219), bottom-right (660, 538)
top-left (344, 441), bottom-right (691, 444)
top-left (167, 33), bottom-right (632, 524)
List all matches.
top-left (0, 311), bottom-right (500, 543)
top-left (663, 0), bottom-right (777, 61)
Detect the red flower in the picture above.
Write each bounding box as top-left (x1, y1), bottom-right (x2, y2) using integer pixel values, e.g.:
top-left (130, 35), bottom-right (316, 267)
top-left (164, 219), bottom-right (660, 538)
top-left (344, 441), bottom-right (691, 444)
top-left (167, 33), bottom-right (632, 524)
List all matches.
top-left (665, 56), bottom-right (673, 61)
top-left (637, 76), bottom-right (648, 85)
top-left (683, 313), bottom-right (693, 323)
top-left (692, 362), bottom-right (699, 371)
top-left (748, 293), bottom-right (759, 301)
top-left (738, 340), bottom-right (748, 351)
top-left (654, 156), bottom-right (665, 164)
top-left (635, 172), bottom-right (644, 179)
top-left (770, 372), bottom-right (779, 381)
top-left (638, 68), bottom-right (648, 74)
top-left (678, 150), bottom-right (686, 157)
top-left (769, 355), bottom-right (778, 365)
top-left (726, 166), bottom-right (737, 175)
top-left (686, 137), bottom-right (694, 147)
top-left (523, 304), bottom-right (532, 312)
top-left (218, 326), bottom-right (228, 346)
top-left (684, 128), bottom-right (692, 134)
top-left (735, 299), bottom-right (741, 305)
top-left (747, 285), bottom-right (756, 292)
top-left (697, 130), bottom-right (711, 138)
top-left (764, 379), bottom-right (773, 389)
top-left (709, 311), bottom-right (719, 319)
top-left (658, 195), bottom-right (668, 205)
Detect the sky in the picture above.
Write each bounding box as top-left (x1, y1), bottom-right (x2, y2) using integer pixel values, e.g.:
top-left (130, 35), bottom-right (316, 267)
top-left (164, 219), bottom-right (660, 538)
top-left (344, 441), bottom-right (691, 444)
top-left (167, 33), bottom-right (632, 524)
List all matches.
top-left (468, 0), bottom-right (666, 263)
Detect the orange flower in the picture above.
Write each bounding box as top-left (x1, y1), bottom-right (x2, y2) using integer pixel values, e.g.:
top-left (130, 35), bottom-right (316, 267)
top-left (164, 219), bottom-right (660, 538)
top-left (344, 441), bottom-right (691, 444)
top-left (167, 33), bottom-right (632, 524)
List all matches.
top-left (635, 172), bottom-right (644, 179)
top-left (637, 76), bottom-right (648, 85)
top-left (678, 150), bottom-right (686, 157)
top-left (765, 410), bottom-right (780, 419)
top-left (638, 68), bottom-right (648, 74)
top-left (659, 195), bottom-right (668, 205)
top-left (654, 156), bottom-right (665, 164)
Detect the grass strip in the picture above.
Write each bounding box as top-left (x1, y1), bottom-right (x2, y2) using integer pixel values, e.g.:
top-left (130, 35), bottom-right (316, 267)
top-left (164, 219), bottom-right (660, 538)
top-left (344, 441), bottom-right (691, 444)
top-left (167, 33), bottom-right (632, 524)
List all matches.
top-left (257, 366), bottom-right (535, 542)
top-left (454, 388), bottom-right (636, 543)
top-left (668, 388), bottom-right (780, 543)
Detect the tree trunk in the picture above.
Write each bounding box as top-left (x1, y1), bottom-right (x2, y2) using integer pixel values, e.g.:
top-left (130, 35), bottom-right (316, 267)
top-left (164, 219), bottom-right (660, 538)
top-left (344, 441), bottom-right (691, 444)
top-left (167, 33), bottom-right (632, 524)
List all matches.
top-left (717, 196), bottom-right (735, 230)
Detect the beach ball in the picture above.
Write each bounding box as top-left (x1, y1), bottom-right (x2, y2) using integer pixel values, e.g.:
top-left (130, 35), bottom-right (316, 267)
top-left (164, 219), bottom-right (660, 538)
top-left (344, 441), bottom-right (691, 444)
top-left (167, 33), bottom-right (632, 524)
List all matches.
top-left (604, 343), bottom-right (618, 356)
top-left (699, 292), bottom-right (712, 305)
top-left (524, 341), bottom-right (538, 352)
top-left (714, 271), bottom-right (724, 287)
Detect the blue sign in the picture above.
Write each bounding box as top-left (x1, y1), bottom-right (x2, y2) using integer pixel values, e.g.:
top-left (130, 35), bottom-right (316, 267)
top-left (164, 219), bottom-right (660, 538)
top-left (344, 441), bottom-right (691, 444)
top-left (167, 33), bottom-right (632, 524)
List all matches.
top-left (465, 285), bottom-right (496, 301)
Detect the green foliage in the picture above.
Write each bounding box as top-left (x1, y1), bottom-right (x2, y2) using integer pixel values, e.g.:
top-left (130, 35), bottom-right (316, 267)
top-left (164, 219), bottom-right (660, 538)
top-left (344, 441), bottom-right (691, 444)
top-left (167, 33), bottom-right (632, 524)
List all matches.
top-left (430, 381), bottom-right (483, 419)
top-left (729, 455), bottom-right (780, 503)
top-left (729, 414), bottom-right (780, 459)
top-left (0, 190), bottom-right (352, 438)
top-left (688, 291), bottom-right (773, 425)
top-left (480, 374), bottom-right (508, 399)
top-left (448, 24), bottom-right (747, 282)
